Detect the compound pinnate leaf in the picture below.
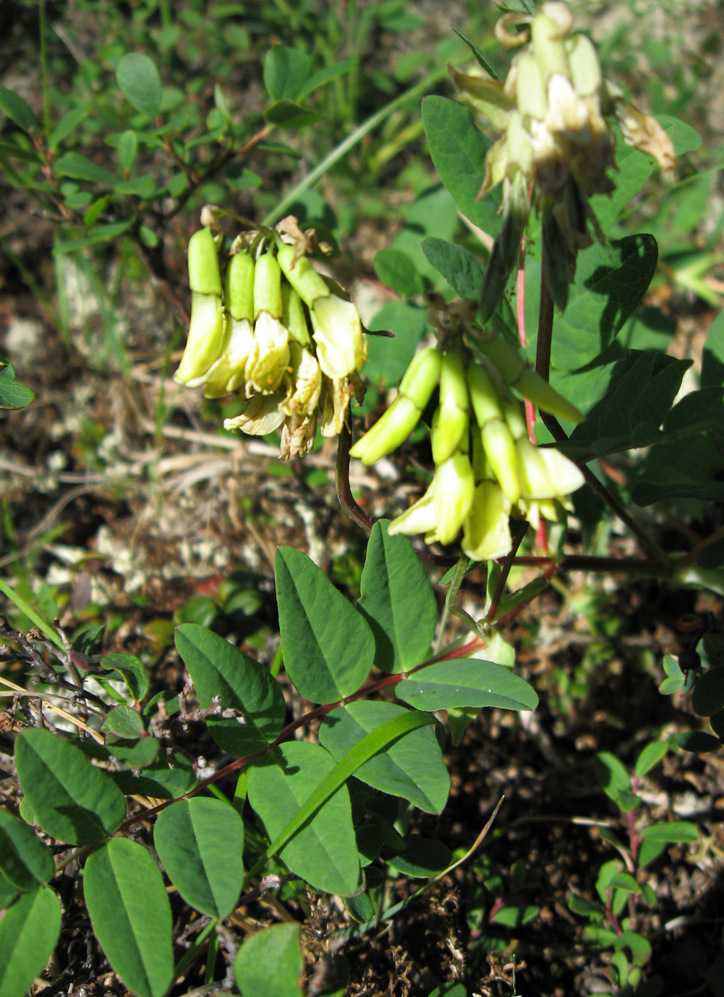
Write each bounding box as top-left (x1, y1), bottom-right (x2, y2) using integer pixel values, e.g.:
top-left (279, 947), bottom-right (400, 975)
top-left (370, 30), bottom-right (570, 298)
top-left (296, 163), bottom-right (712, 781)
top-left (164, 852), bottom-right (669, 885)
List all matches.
top-left (248, 741), bottom-right (360, 897)
top-left (358, 522), bottom-right (437, 674)
top-left (154, 797), bottom-right (244, 919)
top-left (84, 838), bottom-right (173, 997)
top-left (235, 922), bottom-right (302, 997)
top-left (116, 53), bottom-right (162, 116)
top-left (275, 547), bottom-right (374, 703)
top-left (319, 702), bottom-right (449, 814)
top-left (175, 624), bottom-right (285, 754)
top-left (0, 887), bottom-right (61, 997)
top-left (0, 811), bottom-right (54, 891)
top-left (397, 660), bottom-right (538, 712)
top-left (421, 95), bottom-right (499, 234)
top-left (15, 728), bottom-right (126, 845)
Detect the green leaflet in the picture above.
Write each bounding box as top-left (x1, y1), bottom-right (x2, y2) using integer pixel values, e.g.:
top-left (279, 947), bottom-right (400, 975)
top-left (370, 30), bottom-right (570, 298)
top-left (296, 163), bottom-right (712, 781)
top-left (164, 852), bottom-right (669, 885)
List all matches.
top-left (319, 701), bottom-right (449, 813)
top-left (275, 546), bottom-right (375, 703)
top-left (175, 623), bottom-right (285, 754)
top-left (358, 522), bottom-right (437, 674)
top-left (154, 797), bottom-right (244, 919)
top-left (248, 741), bottom-right (360, 897)
top-left (235, 923), bottom-right (303, 997)
top-left (0, 888), bottom-right (61, 997)
top-left (84, 838), bottom-right (174, 997)
top-left (397, 659), bottom-right (538, 712)
top-left (0, 810), bottom-right (54, 891)
top-left (15, 728), bottom-right (126, 846)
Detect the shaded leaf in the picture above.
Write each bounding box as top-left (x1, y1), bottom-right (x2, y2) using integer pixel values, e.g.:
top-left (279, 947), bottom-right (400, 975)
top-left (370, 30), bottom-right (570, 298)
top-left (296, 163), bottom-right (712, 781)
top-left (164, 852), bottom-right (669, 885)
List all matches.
top-left (0, 87), bottom-right (38, 133)
top-left (48, 106), bottom-right (88, 149)
top-left (319, 701), bottom-right (449, 813)
top-left (54, 151), bottom-right (117, 184)
top-left (691, 668), bottom-right (724, 717)
top-left (248, 741), bottom-right (360, 896)
top-left (421, 237), bottom-right (485, 301)
top-left (84, 839), bottom-right (173, 997)
top-left (374, 249), bottom-right (424, 298)
top-left (0, 811), bottom-right (54, 891)
top-left (386, 837), bottom-right (452, 877)
top-left (175, 624), bottom-right (285, 754)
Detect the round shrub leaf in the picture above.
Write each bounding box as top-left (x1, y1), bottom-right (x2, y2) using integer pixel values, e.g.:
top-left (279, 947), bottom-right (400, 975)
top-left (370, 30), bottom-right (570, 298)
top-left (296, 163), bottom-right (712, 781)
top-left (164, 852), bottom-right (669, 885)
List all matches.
top-left (116, 54), bottom-right (162, 116)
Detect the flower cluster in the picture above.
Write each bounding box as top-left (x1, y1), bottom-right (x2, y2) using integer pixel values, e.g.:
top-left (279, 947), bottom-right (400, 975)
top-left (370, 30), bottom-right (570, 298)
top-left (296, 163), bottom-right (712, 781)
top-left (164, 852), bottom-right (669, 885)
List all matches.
top-left (174, 216), bottom-right (367, 460)
top-left (349, 318), bottom-right (585, 561)
top-left (450, 0), bottom-right (675, 316)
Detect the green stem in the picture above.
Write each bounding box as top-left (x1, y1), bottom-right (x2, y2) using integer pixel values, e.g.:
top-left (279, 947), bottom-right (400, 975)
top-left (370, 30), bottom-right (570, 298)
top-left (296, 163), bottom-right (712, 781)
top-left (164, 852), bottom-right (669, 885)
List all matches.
top-left (261, 66), bottom-right (448, 227)
top-left (485, 521), bottom-right (529, 622)
top-left (39, 0), bottom-right (51, 144)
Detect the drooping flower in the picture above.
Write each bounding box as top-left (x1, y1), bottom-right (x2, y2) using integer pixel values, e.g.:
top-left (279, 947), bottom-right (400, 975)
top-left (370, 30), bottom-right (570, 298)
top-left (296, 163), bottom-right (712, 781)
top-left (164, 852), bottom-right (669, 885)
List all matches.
top-left (451, 0), bottom-right (675, 315)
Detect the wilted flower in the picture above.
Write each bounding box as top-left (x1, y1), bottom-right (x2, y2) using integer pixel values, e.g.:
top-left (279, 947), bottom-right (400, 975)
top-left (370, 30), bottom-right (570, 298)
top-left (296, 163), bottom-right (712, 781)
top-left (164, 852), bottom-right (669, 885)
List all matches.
top-left (451, 0), bottom-right (675, 315)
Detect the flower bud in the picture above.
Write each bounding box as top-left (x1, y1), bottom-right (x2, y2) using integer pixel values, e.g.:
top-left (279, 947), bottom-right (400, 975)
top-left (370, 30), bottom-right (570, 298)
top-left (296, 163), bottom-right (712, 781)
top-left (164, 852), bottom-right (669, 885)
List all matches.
top-left (246, 253), bottom-right (289, 395)
top-left (175, 228), bottom-right (225, 387)
top-left (431, 445), bottom-right (476, 546)
top-left (204, 251), bottom-right (256, 398)
top-left (431, 351), bottom-right (469, 464)
top-left (387, 482), bottom-right (437, 538)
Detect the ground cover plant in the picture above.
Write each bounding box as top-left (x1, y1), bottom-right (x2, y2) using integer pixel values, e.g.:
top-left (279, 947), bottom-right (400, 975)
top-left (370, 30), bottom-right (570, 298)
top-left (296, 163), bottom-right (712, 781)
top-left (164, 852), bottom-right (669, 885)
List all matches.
top-left (1, 0), bottom-right (724, 995)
